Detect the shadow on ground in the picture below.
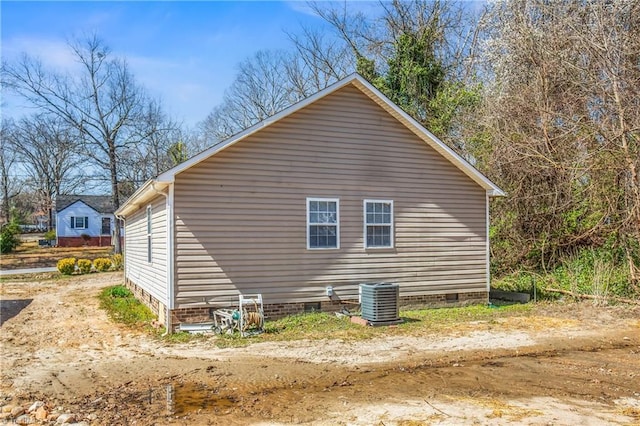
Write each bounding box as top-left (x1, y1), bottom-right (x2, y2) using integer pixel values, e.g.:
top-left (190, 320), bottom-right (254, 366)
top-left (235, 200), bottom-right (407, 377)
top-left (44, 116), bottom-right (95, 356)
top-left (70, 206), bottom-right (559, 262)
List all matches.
top-left (0, 299), bottom-right (33, 326)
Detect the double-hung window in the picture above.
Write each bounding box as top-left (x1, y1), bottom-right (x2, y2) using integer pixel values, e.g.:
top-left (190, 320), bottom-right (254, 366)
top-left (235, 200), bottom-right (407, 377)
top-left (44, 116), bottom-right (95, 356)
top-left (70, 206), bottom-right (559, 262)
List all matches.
top-left (364, 200), bottom-right (393, 248)
top-left (146, 206), bottom-right (152, 263)
top-left (70, 216), bottom-right (88, 229)
top-left (307, 198), bottom-right (339, 249)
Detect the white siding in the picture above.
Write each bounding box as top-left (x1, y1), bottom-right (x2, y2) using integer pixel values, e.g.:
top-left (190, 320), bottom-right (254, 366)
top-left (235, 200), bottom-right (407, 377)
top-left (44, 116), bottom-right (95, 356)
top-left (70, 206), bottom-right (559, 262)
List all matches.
top-left (56, 201), bottom-right (113, 240)
top-left (124, 195), bottom-right (169, 305)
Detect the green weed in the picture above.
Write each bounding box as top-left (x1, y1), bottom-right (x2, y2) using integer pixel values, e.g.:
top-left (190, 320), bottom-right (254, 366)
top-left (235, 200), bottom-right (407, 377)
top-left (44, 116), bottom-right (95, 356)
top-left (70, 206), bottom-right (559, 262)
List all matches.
top-left (492, 248), bottom-right (633, 301)
top-left (98, 285), bottom-right (155, 326)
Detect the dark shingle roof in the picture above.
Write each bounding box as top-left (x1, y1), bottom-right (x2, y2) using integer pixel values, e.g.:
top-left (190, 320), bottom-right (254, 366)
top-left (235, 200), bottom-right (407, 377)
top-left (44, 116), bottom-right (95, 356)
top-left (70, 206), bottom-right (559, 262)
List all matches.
top-left (56, 195), bottom-right (114, 214)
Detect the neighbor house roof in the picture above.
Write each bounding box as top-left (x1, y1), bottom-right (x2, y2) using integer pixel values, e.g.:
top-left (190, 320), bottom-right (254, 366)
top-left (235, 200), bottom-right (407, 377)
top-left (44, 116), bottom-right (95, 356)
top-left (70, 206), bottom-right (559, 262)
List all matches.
top-left (56, 195), bottom-right (113, 214)
top-left (116, 73), bottom-right (504, 217)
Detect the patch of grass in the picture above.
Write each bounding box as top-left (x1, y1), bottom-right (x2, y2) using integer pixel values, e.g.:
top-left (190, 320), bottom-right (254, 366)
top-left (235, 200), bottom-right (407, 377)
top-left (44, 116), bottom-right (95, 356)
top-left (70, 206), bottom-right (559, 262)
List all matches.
top-left (399, 303), bottom-right (533, 332)
top-left (212, 303), bottom-right (535, 347)
top-left (98, 285), bottom-right (156, 327)
top-left (161, 331), bottom-right (209, 344)
top-left (266, 311), bottom-right (357, 336)
top-left (95, 294), bottom-right (535, 347)
top-left (97, 286), bottom-right (210, 342)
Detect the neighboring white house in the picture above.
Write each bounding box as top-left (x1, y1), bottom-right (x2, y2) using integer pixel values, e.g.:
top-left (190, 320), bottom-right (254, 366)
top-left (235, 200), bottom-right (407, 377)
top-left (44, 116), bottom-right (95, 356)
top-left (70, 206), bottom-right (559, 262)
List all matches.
top-left (55, 195), bottom-right (114, 247)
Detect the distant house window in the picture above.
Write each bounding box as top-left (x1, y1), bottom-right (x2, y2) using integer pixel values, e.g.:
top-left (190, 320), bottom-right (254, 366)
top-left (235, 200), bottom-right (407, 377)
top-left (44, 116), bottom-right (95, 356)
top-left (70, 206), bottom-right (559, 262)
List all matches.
top-left (146, 206), bottom-right (152, 263)
top-left (307, 198), bottom-right (339, 249)
top-left (70, 216), bottom-right (88, 229)
top-left (101, 217), bottom-right (111, 235)
top-left (364, 200), bottom-right (393, 248)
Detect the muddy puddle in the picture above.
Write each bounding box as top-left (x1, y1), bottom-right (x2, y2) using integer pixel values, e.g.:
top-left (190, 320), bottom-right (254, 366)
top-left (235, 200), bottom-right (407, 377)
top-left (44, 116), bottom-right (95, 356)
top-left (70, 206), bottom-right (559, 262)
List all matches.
top-left (167, 383), bottom-right (238, 415)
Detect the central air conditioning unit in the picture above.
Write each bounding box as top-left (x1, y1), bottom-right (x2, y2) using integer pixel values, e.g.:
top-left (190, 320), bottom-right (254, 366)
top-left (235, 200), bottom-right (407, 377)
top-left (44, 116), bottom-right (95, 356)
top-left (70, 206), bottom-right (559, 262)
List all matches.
top-left (359, 282), bottom-right (402, 325)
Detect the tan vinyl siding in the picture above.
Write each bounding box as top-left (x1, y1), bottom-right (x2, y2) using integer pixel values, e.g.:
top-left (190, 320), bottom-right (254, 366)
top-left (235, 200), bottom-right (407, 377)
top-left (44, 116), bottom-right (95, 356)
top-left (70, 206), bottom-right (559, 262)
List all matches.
top-left (173, 84), bottom-right (486, 308)
top-left (124, 195), bottom-right (168, 304)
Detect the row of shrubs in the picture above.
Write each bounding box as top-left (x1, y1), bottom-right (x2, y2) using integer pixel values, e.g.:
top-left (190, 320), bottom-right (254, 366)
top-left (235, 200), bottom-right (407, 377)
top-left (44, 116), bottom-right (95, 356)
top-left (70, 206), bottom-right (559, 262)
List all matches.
top-left (57, 254), bottom-right (123, 275)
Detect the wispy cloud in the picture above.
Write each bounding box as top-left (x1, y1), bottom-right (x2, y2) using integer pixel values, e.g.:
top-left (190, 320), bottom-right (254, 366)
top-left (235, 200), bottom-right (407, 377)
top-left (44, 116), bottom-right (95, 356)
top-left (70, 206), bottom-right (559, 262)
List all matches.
top-left (2, 36), bottom-right (80, 73)
top-left (2, 35), bottom-right (218, 126)
top-left (285, 1), bottom-right (320, 17)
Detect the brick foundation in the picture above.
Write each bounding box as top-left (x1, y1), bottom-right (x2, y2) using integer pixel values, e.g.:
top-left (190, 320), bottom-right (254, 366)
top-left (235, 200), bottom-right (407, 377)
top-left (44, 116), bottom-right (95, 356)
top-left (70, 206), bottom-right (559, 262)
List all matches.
top-left (165, 291), bottom-right (489, 331)
top-left (57, 236), bottom-right (113, 247)
top-left (124, 275), bottom-right (488, 332)
top-left (399, 291), bottom-right (489, 309)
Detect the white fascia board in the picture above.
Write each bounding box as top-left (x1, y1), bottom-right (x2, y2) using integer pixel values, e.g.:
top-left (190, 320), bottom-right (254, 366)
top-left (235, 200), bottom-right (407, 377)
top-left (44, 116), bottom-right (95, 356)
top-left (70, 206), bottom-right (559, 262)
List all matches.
top-left (115, 180), bottom-right (171, 217)
top-left (351, 77), bottom-right (505, 197)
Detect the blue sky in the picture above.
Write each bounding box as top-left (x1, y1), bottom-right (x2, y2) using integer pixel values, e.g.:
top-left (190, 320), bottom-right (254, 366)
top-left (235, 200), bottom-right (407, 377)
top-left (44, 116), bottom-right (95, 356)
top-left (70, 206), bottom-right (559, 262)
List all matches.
top-left (1, 1), bottom-right (359, 127)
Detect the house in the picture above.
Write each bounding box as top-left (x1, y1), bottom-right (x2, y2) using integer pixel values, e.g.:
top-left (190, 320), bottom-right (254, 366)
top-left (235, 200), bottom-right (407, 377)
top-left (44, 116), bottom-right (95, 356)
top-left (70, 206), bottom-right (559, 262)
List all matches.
top-left (32, 211), bottom-right (49, 231)
top-left (55, 195), bottom-right (114, 247)
top-left (115, 74), bottom-right (504, 331)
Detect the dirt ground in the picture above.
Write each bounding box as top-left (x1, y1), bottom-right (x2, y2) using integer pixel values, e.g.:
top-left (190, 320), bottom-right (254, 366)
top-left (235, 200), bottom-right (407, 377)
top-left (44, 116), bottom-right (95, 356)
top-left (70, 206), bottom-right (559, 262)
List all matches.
top-left (1, 273), bottom-right (639, 425)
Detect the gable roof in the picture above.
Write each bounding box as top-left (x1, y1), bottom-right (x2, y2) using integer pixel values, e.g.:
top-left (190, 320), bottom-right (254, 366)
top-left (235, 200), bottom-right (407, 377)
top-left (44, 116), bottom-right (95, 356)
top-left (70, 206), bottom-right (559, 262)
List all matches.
top-left (116, 73), bottom-right (504, 217)
top-left (56, 195), bottom-right (113, 214)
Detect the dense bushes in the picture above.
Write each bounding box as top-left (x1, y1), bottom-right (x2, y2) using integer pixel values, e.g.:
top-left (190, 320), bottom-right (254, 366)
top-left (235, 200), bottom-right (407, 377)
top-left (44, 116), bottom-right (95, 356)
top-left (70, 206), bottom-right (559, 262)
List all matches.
top-left (110, 254), bottom-right (123, 271)
top-left (93, 257), bottom-right (112, 272)
top-left (57, 257), bottom-right (77, 275)
top-left (492, 248), bottom-right (632, 301)
top-left (0, 221), bottom-right (21, 254)
top-left (77, 259), bottom-right (92, 274)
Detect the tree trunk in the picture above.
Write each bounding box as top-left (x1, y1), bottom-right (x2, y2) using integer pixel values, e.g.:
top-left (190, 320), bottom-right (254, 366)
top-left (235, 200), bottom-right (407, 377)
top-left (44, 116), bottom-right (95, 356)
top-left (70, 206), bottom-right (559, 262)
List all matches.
top-left (109, 142), bottom-right (122, 254)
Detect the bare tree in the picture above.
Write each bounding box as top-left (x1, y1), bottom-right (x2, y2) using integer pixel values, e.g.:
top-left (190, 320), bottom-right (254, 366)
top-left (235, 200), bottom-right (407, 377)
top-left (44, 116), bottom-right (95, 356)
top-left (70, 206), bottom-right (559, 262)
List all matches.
top-left (117, 99), bottom-right (182, 198)
top-left (286, 24), bottom-right (354, 93)
top-left (200, 50), bottom-right (305, 143)
top-left (8, 114), bottom-right (84, 229)
top-left (0, 120), bottom-right (23, 225)
top-left (478, 0), bottom-right (640, 284)
top-left (2, 35), bottom-right (162, 253)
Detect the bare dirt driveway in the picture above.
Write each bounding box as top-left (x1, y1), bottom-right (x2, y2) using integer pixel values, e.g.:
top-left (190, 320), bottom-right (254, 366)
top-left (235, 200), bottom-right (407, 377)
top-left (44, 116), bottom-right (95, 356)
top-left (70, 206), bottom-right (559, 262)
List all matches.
top-left (1, 273), bottom-right (639, 425)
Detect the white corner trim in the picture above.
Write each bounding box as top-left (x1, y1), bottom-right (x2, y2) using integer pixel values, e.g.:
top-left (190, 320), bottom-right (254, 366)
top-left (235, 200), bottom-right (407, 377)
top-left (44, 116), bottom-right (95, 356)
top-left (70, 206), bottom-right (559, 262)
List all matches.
top-left (486, 192), bottom-right (491, 293)
top-left (167, 183), bottom-right (175, 310)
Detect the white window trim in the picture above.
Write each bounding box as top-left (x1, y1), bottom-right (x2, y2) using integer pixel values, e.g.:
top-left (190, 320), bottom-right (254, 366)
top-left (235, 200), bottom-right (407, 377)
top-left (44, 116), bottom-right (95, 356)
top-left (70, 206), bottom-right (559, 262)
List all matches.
top-left (71, 216), bottom-right (88, 230)
top-left (146, 205), bottom-right (152, 263)
top-left (306, 197), bottom-right (340, 250)
top-left (363, 199), bottom-right (394, 249)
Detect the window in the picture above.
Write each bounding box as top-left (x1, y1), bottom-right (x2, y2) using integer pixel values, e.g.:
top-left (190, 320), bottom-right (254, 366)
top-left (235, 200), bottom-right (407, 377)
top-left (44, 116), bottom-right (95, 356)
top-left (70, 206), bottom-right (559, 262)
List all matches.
top-left (307, 198), bottom-right (339, 249)
top-left (146, 206), bottom-right (152, 263)
top-left (101, 217), bottom-right (111, 235)
top-left (364, 200), bottom-right (393, 248)
top-left (70, 216), bottom-right (88, 229)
